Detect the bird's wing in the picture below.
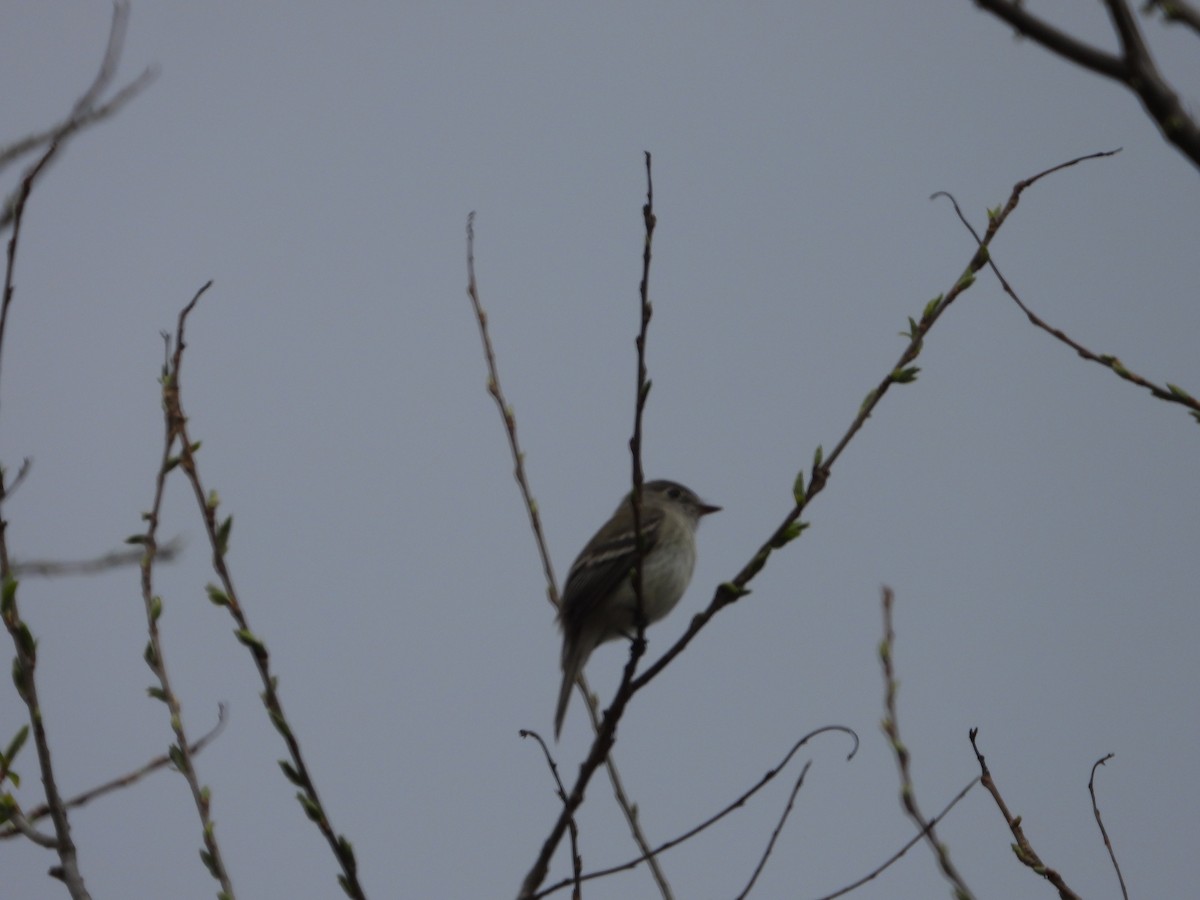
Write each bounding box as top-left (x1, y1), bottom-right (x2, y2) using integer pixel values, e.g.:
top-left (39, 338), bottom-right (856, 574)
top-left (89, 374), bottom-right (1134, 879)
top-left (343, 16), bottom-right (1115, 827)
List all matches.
top-left (558, 504), bottom-right (664, 636)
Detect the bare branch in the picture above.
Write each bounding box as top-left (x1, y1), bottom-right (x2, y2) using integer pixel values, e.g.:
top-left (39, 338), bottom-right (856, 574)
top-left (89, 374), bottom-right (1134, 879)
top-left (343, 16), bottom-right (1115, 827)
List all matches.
top-left (1144, 0), bottom-right (1200, 36)
top-left (532, 725), bottom-right (857, 899)
top-left (974, 1), bottom-right (1200, 170)
top-left (969, 728), bottom-right (1083, 899)
top-left (139, 282), bottom-right (236, 898)
top-left (518, 731), bottom-right (582, 896)
top-left (879, 588), bottom-right (974, 900)
top-left (515, 156), bottom-right (670, 900)
top-left (13, 537), bottom-right (183, 578)
top-left (0, 2), bottom-right (157, 231)
top-left (0, 129), bottom-right (90, 900)
top-left (466, 212), bottom-right (673, 896)
top-left (733, 762), bottom-right (812, 900)
top-left (814, 777), bottom-right (980, 900)
top-left (1089, 754), bottom-right (1129, 900)
top-left (973, 0), bottom-right (1126, 78)
top-left (629, 151), bottom-right (1117, 700)
top-left (1, 705), bottom-right (228, 841)
top-left (163, 287), bottom-right (367, 899)
top-left (934, 165), bottom-right (1200, 425)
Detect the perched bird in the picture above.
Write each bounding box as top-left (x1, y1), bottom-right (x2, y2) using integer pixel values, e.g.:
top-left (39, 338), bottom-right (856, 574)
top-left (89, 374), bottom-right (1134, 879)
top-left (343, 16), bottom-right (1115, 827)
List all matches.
top-left (554, 479), bottom-right (719, 738)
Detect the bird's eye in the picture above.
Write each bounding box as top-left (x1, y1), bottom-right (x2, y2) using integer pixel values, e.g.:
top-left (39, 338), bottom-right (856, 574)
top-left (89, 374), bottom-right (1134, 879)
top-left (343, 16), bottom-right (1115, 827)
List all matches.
top-left (667, 487), bottom-right (681, 499)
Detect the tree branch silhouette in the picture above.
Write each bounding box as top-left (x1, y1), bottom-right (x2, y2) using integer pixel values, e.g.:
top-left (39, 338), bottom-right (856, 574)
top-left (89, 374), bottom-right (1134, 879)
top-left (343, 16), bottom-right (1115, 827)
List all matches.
top-left (974, 1), bottom-right (1200, 170)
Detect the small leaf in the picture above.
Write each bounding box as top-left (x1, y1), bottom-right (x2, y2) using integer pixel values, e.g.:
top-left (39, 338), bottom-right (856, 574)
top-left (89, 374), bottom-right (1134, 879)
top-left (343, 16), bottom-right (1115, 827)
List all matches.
top-left (268, 708), bottom-right (292, 740)
top-left (125, 534), bottom-right (148, 545)
top-left (922, 295), bottom-right (942, 321)
top-left (812, 445), bottom-right (824, 470)
top-left (792, 470), bottom-right (805, 505)
top-left (297, 791), bottom-right (323, 823)
top-left (164, 456), bottom-right (180, 472)
top-left (234, 628), bottom-right (267, 661)
top-left (860, 388), bottom-right (878, 414)
top-left (216, 516), bottom-right (233, 556)
top-left (16, 624), bottom-right (36, 660)
top-left (1166, 383), bottom-right (1193, 400)
top-left (206, 489), bottom-right (220, 510)
top-left (4, 725), bottom-right (29, 764)
top-left (168, 743), bottom-right (188, 773)
top-left (189, 441), bottom-right (202, 453)
top-left (11, 658), bottom-right (30, 699)
top-left (205, 584), bottom-right (229, 607)
top-left (146, 686), bottom-right (168, 703)
top-left (200, 848), bottom-right (218, 878)
top-left (144, 641), bottom-right (158, 671)
top-left (955, 272), bottom-right (975, 291)
top-left (717, 582), bottom-right (750, 601)
top-left (150, 596), bottom-right (163, 622)
top-left (891, 366), bottom-right (920, 384)
top-left (0, 577), bottom-right (16, 617)
top-left (769, 520), bottom-right (808, 549)
top-left (337, 835), bottom-right (356, 869)
top-left (279, 760), bottom-right (305, 786)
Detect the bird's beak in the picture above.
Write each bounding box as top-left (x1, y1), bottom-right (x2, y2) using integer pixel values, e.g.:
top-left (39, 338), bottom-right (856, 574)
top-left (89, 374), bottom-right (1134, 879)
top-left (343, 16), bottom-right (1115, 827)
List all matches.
top-left (699, 501), bottom-right (721, 517)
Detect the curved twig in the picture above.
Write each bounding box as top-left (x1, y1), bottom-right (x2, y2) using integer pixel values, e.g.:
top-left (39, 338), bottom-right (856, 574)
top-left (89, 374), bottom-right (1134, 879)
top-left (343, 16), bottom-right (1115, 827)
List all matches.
top-left (934, 161), bottom-right (1200, 425)
top-left (0, 705), bottom-right (228, 840)
top-left (1089, 754), bottom-right (1129, 900)
top-left (814, 776), bottom-right (979, 900)
top-left (532, 725), bottom-right (858, 898)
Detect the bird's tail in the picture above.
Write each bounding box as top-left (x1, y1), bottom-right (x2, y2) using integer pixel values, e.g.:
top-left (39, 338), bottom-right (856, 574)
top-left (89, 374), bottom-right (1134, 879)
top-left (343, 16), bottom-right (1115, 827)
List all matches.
top-left (554, 637), bottom-right (590, 740)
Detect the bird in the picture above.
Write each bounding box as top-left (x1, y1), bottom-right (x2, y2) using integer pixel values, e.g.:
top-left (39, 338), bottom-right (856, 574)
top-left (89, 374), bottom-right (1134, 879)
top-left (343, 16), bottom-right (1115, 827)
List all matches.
top-left (554, 479), bottom-right (719, 738)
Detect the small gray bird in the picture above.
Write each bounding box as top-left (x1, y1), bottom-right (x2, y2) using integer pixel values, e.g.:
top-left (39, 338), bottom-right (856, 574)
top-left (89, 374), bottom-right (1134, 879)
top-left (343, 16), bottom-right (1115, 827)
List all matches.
top-left (554, 479), bottom-right (719, 738)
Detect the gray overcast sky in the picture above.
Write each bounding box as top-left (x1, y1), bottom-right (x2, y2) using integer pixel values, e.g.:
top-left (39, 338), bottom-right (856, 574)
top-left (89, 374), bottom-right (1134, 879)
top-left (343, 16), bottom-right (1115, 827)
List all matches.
top-left (2, 3), bottom-right (1197, 898)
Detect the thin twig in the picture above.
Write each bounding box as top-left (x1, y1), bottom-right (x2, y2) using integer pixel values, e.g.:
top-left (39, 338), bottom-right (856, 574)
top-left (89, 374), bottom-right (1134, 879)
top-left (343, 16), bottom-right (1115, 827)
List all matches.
top-left (813, 777), bottom-right (980, 900)
top-left (13, 537), bottom-right (183, 578)
top-left (164, 290), bottom-right (366, 899)
top-left (515, 156), bottom-right (670, 900)
top-left (0, 131), bottom-right (90, 900)
top-left (1, 705), bottom-right (227, 840)
top-left (935, 179), bottom-right (1200, 425)
top-left (879, 588), bottom-right (974, 900)
top-left (466, 212), bottom-right (673, 896)
top-left (464, 212), bottom-right (558, 598)
top-left (143, 282), bottom-right (236, 898)
top-left (628, 149), bottom-right (655, 635)
top-left (734, 762), bottom-right (812, 900)
top-left (0, 2), bottom-right (157, 230)
top-left (969, 728), bottom-right (1083, 899)
top-left (532, 726), bottom-right (857, 899)
top-left (1088, 754), bottom-right (1129, 900)
top-left (5, 810), bottom-right (57, 848)
top-left (519, 731), bottom-right (583, 898)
